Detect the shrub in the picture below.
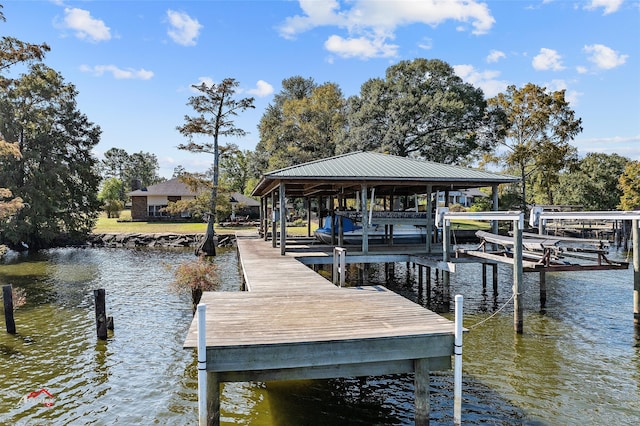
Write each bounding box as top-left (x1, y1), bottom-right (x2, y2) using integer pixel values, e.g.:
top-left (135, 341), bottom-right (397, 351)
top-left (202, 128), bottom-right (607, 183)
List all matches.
top-left (166, 256), bottom-right (220, 312)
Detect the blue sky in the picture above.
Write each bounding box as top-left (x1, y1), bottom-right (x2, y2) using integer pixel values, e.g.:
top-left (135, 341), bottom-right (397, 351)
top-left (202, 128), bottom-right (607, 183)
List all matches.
top-left (2, 0), bottom-right (639, 178)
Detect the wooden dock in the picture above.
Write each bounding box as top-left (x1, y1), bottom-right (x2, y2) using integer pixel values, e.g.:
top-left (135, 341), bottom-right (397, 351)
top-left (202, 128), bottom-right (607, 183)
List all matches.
top-left (183, 233), bottom-right (457, 425)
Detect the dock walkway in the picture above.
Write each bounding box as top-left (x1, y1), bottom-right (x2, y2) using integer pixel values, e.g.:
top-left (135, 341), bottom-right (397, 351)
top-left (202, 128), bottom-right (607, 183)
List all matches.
top-left (184, 232), bottom-right (457, 425)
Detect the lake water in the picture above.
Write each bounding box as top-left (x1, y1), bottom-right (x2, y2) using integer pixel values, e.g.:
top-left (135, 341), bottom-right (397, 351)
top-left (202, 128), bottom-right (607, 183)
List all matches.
top-left (1, 244), bottom-right (639, 425)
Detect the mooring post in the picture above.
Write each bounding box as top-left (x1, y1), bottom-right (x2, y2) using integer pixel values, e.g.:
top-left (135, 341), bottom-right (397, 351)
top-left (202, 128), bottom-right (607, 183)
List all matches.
top-left (633, 219), bottom-right (639, 325)
top-left (414, 358), bottom-right (430, 426)
top-left (513, 215), bottom-right (524, 333)
top-left (482, 263), bottom-right (487, 289)
top-left (454, 294), bottom-right (464, 425)
top-left (442, 218), bottom-right (451, 289)
top-left (540, 271), bottom-right (547, 310)
top-left (197, 304), bottom-right (209, 425)
top-left (3, 284), bottom-right (16, 334)
top-left (94, 289), bottom-right (108, 340)
top-left (333, 247), bottom-right (346, 287)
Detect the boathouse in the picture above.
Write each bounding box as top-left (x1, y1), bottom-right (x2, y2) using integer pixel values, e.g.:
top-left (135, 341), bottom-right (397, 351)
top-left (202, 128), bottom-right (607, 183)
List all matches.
top-left (251, 151), bottom-right (519, 254)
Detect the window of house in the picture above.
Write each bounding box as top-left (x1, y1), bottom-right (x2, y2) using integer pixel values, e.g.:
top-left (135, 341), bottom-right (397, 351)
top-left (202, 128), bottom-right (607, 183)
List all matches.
top-left (148, 205), bottom-right (169, 217)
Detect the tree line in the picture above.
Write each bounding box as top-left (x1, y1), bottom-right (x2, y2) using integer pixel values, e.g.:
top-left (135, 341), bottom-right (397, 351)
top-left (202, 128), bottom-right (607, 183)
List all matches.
top-left (1, 7), bottom-right (638, 252)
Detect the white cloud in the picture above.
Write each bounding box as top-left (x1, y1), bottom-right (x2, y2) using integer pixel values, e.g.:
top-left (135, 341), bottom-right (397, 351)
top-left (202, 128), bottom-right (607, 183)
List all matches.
top-left (417, 37), bottom-right (433, 51)
top-left (532, 48), bottom-right (565, 71)
top-left (62, 8), bottom-right (111, 42)
top-left (324, 35), bottom-right (398, 59)
top-left (584, 0), bottom-right (624, 15)
top-left (583, 44), bottom-right (628, 70)
top-left (453, 64), bottom-right (508, 98)
top-left (486, 49), bottom-right (506, 63)
top-left (166, 10), bottom-right (202, 46)
top-left (247, 80), bottom-right (274, 97)
top-left (576, 65), bottom-right (588, 74)
top-left (80, 65), bottom-right (154, 80)
top-left (279, 0), bottom-right (495, 59)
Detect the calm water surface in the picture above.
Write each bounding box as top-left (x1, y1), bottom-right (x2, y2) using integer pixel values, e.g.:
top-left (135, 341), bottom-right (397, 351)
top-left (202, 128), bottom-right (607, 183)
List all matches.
top-left (1, 245), bottom-right (639, 425)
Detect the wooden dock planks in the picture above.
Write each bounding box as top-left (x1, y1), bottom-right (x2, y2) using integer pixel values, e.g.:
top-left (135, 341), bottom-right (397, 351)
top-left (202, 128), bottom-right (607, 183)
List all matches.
top-left (183, 233), bottom-right (457, 423)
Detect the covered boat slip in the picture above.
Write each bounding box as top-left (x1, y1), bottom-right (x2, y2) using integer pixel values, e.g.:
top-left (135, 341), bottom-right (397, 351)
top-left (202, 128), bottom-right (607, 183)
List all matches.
top-left (251, 151), bottom-right (520, 255)
top-left (183, 234), bottom-right (458, 425)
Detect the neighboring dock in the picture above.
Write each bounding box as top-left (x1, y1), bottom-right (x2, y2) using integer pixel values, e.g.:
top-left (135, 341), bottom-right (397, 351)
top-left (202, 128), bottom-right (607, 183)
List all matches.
top-left (183, 233), bottom-right (458, 425)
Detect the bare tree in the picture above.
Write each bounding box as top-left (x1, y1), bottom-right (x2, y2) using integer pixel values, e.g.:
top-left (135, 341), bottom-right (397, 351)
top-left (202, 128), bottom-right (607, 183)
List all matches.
top-left (177, 78), bottom-right (254, 255)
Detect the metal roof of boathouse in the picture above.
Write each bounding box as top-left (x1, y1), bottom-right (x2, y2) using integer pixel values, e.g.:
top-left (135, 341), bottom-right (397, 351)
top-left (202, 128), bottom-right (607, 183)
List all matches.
top-left (252, 151), bottom-right (519, 197)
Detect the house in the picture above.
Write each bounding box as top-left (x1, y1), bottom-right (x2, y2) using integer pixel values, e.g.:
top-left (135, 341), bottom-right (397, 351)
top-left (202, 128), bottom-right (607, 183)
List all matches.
top-left (228, 192), bottom-right (261, 221)
top-left (437, 188), bottom-right (489, 207)
top-left (128, 177), bottom-right (260, 221)
top-left (128, 178), bottom-right (198, 220)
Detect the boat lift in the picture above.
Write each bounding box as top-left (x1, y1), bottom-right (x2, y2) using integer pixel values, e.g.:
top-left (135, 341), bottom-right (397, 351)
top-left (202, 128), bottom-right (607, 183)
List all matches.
top-left (438, 210), bottom-right (640, 333)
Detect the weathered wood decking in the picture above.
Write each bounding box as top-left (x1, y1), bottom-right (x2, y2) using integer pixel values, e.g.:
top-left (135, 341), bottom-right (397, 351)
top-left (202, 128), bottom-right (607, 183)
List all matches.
top-left (183, 233), bottom-right (457, 424)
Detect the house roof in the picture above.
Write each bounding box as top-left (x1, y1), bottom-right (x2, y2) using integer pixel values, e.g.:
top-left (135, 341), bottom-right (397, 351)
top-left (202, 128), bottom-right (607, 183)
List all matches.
top-left (230, 192), bottom-right (260, 207)
top-left (128, 178), bottom-right (259, 206)
top-left (252, 151), bottom-right (519, 197)
top-left (128, 178), bottom-right (197, 197)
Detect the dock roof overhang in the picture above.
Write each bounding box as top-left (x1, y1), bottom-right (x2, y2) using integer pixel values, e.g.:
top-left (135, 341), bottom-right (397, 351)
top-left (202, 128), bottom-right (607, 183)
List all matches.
top-left (251, 151), bottom-right (519, 198)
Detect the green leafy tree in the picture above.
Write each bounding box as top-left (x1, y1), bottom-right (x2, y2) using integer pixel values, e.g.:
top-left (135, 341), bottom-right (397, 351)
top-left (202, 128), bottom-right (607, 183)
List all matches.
top-left (555, 153), bottom-right (629, 210)
top-left (0, 8), bottom-right (49, 254)
top-left (336, 58), bottom-right (499, 163)
top-left (219, 143), bottom-right (251, 194)
top-left (618, 160), bottom-right (640, 211)
top-left (126, 151), bottom-right (162, 188)
top-left (254, 76), bottom-right (346, 172)
top-left (487, 83), bottom-right (582, 209)
top-left (98, 177), bottom-right (125, 218)
top-left (177, 78), bottom-right (254, 255)
top-left (0, 64), bottom-right (101, 250)
top-left (101, 147), bottom-right (161, 198)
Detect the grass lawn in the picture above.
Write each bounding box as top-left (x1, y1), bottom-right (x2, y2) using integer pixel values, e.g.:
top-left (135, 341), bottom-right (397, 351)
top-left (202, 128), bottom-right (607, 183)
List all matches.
top-left (93, 211), bottom-right (487, 235)
top-left (92, 210), bottom-right (316, 236)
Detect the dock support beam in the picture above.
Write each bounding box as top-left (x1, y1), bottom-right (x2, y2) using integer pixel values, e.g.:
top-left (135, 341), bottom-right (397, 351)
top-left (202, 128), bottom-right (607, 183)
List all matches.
top-left (454, 294), bottom-right (464, 425)
top-left (414, 358), bottom-right (430, 426)
top-left (633, 219), bottom-right (639, 325)
top-left (333, 247), bottom-right (347, 287)
top-left (280, 183), bottom-right (286, 255)
top-left (513, 215), bottom-right (524, 333)
top-left (197, 303), bottom-right (208, 425)
top-left (271, 191), bottom-right (277, 248)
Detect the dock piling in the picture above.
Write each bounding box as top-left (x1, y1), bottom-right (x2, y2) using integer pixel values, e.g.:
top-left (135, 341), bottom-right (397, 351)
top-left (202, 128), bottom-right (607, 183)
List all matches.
top-left (633, 219), bottom-right (639, 325)
top-left (197, 303), bottom-right (209, 425)
top-left (93, 289), bottom-right (108, 340)
top-left (414, 358), bottom-right (430, 426)
top-left (2, 285), bottom-right (16, 334)
top-left (454, 294), bottom-right (463, 425)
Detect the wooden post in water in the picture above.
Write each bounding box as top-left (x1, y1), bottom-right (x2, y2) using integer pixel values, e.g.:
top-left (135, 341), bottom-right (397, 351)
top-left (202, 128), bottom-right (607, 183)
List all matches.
top-left (453, 294), bottom-right (464, 425)
top-left (513, 215), bottom-right (524, 333)
top-left (538, 213), bottom-right (547, 310)
top-left (633, 219), bottom-right (639, 325)
top-left (539, 271), bottom-right (547, 310)
top-left (414, 358), bottom-right (430, 426)
top-left (94, 289), bottom-right (108, 340)
top-left (3, 284), bottom-right (16, 334)
top-left (482, 263), bottom-right (487, 289)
